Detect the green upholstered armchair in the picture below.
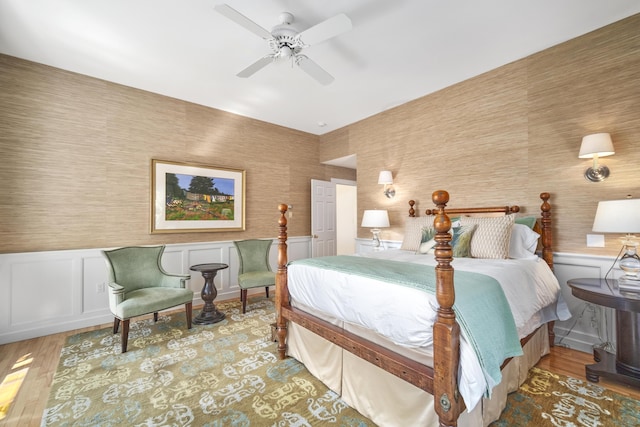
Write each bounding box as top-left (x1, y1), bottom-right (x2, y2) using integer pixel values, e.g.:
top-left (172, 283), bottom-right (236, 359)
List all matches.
top-left (233, 239), bottom-right (276, 313)
top-left (102, 245), bottom-right (193, 353)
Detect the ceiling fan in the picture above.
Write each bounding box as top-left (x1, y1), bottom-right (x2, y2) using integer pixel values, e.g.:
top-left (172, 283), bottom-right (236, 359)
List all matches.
top-left (214, 4), bottom-right (352, 85)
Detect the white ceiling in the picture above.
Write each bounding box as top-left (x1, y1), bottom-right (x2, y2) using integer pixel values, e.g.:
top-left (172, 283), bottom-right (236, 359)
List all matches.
top-left (1, 0), bottom-right (639, 138)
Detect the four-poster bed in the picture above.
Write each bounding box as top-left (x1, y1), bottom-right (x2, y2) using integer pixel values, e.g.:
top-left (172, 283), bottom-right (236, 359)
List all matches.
top-left (274, 190), bottom-right (563, 427)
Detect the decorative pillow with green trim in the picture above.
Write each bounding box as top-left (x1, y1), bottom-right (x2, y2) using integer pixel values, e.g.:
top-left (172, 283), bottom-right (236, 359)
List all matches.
top-left (422, 223), bottom-right (477, 257)
top-left (451, 224), bottom-right (477, 258)
top-left (417, 226), bottom-right (436, 254)
top-left (400, 216), bottom-right (435, 251)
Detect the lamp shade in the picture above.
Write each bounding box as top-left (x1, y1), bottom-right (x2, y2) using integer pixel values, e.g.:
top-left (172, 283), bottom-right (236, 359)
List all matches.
top-left (592, 199), bottom-right (640, 233)
top-left (361, 210), bottom-right (390, 228)
top-left (579, 133), bottom-right (615, 158)
top-left (378, 171), bottom-right (393, 185)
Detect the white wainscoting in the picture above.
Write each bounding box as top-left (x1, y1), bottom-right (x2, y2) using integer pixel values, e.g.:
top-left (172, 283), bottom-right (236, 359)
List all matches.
top-left (553, 252), bottom-right (618, 354)
top-left (0, 236), bottom-right (311, 344)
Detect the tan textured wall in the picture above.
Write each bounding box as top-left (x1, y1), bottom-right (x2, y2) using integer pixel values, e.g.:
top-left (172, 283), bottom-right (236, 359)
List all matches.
top-left (0, 55), bottom-right (355, 253)
top-left (2, 14), bottom-right (638, 255)
top-left (319, 127), bottom-right (351, 164)
top-left (321, 14), bottom-right (640, 256)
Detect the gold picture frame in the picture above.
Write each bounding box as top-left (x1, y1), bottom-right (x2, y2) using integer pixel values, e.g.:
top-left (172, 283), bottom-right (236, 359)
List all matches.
top-left (151, 159), bottom-right (246, 233)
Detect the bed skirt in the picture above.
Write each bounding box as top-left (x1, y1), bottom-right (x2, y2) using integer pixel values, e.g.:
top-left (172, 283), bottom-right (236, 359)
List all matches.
top-left (286, 305), bottom-right (550, 426)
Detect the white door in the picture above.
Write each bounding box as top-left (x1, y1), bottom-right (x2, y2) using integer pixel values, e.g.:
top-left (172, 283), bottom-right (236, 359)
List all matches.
top-left (311, 179), bottom-right (336, 257)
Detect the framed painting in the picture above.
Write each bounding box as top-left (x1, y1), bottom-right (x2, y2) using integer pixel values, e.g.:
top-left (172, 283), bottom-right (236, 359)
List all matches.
top-left (151, 159), bottom-right (246, 233)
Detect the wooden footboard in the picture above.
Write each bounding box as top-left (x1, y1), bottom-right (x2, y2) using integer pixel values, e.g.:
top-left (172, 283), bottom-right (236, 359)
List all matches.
top-left (275, 191), bottom-right (553, 427)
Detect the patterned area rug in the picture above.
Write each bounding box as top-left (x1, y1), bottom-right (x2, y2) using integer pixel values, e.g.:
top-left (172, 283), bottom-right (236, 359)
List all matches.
top-left (42, 298), bottom-right (640, 426)
top-left (491, 366), bottom-right (640, 426)
top-left (41, 299), bottom-right (373, 426)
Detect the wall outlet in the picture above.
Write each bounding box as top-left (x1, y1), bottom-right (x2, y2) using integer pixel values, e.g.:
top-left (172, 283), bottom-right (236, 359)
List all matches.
top-left (587, 234), bottom-right (605, 248)
top-left (96, 282), bottom-right (106, 293)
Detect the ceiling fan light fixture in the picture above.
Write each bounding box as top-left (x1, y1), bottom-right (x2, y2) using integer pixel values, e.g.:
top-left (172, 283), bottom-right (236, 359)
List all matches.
top-left (215, 4), bottom-right (352, 85)
top-left (279, 46), bottom-right (292, 58)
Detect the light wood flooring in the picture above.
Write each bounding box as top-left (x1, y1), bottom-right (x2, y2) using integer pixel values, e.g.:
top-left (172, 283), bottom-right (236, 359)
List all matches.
top-left (2, 308), bottom-right (639, 426)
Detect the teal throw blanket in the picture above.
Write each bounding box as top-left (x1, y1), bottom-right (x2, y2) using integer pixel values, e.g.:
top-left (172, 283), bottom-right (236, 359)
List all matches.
top-left (290, 255), bottom-right (523, 395)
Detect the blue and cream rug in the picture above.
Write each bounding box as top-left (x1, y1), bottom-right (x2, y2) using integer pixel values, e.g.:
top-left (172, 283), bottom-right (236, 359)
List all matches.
top-left (42, 298), bottom-right (640, 426)
top-left (41, 299), bottom-right (373, 426)
top-left (490, 366), bottom-right (640, 426)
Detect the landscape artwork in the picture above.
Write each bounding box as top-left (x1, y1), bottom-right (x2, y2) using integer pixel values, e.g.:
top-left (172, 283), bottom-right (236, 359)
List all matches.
top-left (151, 160), bottom-right (245, 233)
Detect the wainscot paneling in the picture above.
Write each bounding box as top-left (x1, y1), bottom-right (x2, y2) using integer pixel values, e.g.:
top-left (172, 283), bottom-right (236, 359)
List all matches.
top-left (553, 252), bottom-right (618, 355)
top-left (0, 236), bottom-right (311, 344)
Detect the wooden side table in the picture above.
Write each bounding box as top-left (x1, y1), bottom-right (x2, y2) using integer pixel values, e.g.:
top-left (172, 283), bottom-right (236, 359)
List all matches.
top-left (567, 277), bottom-right (640, 387)
top-left (190, 263), bottom-right (229, 325)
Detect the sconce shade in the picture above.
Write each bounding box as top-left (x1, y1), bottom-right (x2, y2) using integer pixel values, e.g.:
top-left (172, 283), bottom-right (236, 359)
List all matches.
top-left (579, 133), bottom-right (615, 158)
top-left (579, 133), bottom-right (614, 182)
top-left (592, 199), bottom-right (640, 233)
top-left (361, 210), bottom-right (390, 228)
top-left (378, 171), bottom-right (393, 185)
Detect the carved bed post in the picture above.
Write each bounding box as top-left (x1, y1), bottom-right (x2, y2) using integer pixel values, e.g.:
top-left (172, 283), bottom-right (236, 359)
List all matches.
top-left (431, 190), bottom-right (461, 427)
top-left (276, 204), bottom-right (290, 359)
top-left (539, 192), bottom-right (555, 346)
top-left (539, 192), bottom-right (553, 270)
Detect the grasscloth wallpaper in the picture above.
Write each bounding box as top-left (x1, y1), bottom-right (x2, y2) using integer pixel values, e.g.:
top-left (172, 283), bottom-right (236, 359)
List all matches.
top-left (1, 14), bottom-right (639, 256)
top-left (321, 13), bottom-right (640, 256)
top-left (0, 55), bottom-right (355, 253)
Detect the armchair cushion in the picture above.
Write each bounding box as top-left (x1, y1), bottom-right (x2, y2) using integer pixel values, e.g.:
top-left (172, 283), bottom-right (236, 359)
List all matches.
top-left (237, 271), bottom-right (276, 289)
top-left (111, 287), bottom-right (194, 320)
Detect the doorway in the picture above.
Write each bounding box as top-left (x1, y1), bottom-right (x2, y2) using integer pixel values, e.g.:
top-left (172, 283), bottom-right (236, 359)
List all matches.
top-left (310, 179), bottom-right (357, 257)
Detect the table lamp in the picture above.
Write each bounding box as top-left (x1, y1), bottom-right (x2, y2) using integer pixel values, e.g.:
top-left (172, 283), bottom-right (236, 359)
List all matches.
top-left (592, 198), bottom-right (640, 285)
top-left (361, 209), bottom-right (390, 248)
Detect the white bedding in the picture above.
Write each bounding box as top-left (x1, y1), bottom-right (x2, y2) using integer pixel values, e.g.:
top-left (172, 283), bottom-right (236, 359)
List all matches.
top-left (287, 249), bottom-right (570, 411)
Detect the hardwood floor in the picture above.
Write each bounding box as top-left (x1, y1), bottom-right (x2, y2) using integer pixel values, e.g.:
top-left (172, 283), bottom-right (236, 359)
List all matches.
top-left (2, 318), bottom-right (639, 426)
top-left (536, 344), bottom-right (640, 400)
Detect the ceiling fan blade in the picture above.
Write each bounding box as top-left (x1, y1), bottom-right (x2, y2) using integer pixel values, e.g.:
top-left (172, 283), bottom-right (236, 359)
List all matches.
top-left (298, 13), bottom-right (352, 46)
top-left (214, 4), bottom-right (272, 40)
top-left (296, 55), bottom-right (334, 85)
top-left (237, 55), bottom-right (274, 78)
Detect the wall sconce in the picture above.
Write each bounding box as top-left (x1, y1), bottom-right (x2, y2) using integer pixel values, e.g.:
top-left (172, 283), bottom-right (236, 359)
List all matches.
top-left (378, 170), bottom-right (395, 198)
top-left (361, 209), bottom-right (390, 249)
top-left (579, 133), bottom-right (615, 182)
top-left (592, 198), bottom-right (640, 287)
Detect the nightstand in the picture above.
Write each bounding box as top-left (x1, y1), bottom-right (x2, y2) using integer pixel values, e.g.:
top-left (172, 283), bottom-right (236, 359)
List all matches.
top-left (567, 277), bottom-right (640, 388)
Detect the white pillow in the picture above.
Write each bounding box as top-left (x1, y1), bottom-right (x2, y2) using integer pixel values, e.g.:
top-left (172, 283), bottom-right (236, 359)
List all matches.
top-left (460, 215), bottom-right (515, 259)
top-left (509, 224), bottom-right (540, 259)
top-left (400, 216), bottom-right (435, 251)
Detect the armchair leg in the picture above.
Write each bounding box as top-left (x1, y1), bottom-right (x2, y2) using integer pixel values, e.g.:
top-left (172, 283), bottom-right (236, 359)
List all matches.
top-left (153, 312), bottom-right (158, 322)
top-left (241, 289), bottom-right (248, 314)
top-left (121, 319), bottom-right (130, 353)
top-left (265, 286), bottom-right (269, 298)
top-left (185, 302), bottom-right (192, 329)
top-left (113, 318), bottom-right (120, 334)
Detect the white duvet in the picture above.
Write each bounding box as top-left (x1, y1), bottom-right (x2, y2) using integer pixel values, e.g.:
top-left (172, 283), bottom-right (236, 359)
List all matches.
top-left (287, 249), bottom-right (571, 411)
